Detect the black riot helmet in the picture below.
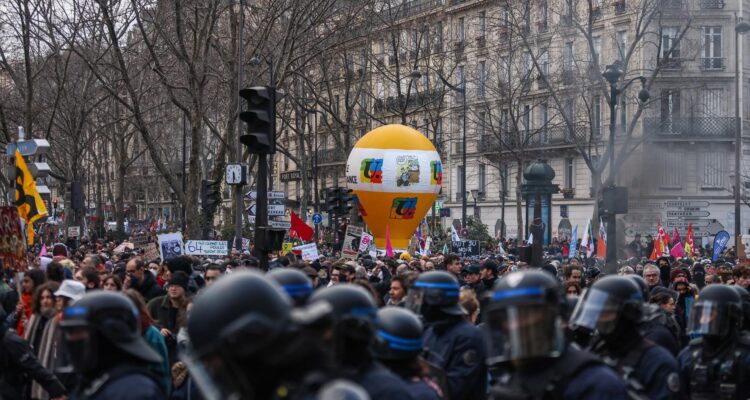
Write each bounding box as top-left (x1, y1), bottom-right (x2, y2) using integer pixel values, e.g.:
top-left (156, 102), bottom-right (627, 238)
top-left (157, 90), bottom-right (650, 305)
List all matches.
top-left (266, 267), bottom-right (314, 306)
top-left (406, 271), bottom-right (466, 321)
top-left (374, 307), bottom-right (424, 361)
top-left (731, 285), bottom-right (750, 332)
top-left (484, 270), bottom-right (565, 364)
top-left (688, 284), bottom-right (742, 338)
top-left (309, 284), bottom-right (378, 370)
top-left (569, 275), bottom-right (644, 337)
top-left (627, 274), bottom-right (650, 302)
top-left (61, 291), bottom-right (162, 375)
top-left (184, 270), bottom-right (295, 400)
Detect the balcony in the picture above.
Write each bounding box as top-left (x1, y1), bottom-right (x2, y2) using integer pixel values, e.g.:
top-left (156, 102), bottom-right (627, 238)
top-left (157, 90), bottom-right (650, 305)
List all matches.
top-left (476, 36), bottom-right (486, 48)
top-left (380, 0), bottom-right (445, 19)
top-left (701, 57), bottom-right (725, 71)
top-left (659, 57), bottom-right (682, 70)
top-left (699, 0), bottom-right (724, 8)
top-left (537, 20), bottom-right (548, 33)
top-left (561, 69), bottom-right (576, 85)
top-left (561, 187), bottom-right (575, 199)
top-left (644, 117), bottom-right (736, 138)
top-left (479, 135), bottom-right (501, 150)
top-left (316, 149), bottom-right (347, 164)
top-left (661, 0), bottom-right (683, 8)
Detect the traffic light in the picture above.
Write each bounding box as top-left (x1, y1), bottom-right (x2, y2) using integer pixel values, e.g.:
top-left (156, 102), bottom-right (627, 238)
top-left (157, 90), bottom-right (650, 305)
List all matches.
top-left (201, 179), bottom-right (222, 211)
top-left (598, 186), bottom-right (628, 215)
top-left (239, 86), bottom-right (277, 154)
top-left (337, 188), bottom-right (353, 215)
top-left (325, 187), bottom-right (341, 215)
top-left (258, 227), bottom-right (286, 251)
top-left (71, 181), bottom-right (84, 210)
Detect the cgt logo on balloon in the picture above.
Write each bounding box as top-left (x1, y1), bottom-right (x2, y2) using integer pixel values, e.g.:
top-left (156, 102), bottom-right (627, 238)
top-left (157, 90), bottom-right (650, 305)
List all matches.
top-left (390, 197), bottom-right (417, 219)
top-left (360, 158), bottom-right (383, 184)
top-left (430, 161), bottom-right (443, 185)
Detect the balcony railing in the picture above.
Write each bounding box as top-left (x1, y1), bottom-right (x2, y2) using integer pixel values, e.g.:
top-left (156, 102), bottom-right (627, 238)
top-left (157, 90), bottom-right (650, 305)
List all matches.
top-left (380, 0), bottom-right (444, 18)
top-left (316, 149), bottom-right (347, 164)
top-left (661, 0), bottom-right (683, 8)
top-left (659, 57), bottom-right (682, 70)
top-left (478, 126), bottom-right (588, 153)
top-left (701, 57), bottom-right (725, 70)
top-left (644, 117), bottom-right (737, 138)
top-left (699, 0), bottom-right (724, 8)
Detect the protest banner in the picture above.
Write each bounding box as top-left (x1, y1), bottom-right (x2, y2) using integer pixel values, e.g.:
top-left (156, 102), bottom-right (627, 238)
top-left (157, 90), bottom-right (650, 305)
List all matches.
top-left (184, 240), bottom-right (229, 256)
top-left (157, 232), bottom-right (184, 259)
top-left (293, 243), bottom-right (320, 261)
top-left (142, 243), bottom-right (160, 262)
top-left (0, 207), bottom-right (27, 271)
top-left (359, 233), bottom-right (374, 253)
top-left (451, 240), bottom-right (480, 257)
top-left (342, 225), bottom-right (363, 259)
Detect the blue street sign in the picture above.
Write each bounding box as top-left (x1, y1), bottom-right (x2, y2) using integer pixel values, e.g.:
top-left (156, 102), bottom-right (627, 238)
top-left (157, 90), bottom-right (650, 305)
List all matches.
top-left (6, 139), bottom-right (50, 156)
top-left (312, 213), bottom-right (323, 225)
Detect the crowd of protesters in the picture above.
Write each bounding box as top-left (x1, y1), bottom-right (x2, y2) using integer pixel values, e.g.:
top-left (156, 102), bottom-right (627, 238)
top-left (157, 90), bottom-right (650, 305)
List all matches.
top-left (0, 231), bottom-right (749, 399)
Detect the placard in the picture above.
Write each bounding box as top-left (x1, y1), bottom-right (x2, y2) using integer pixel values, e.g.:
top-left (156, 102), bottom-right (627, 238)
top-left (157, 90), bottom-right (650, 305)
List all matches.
top-left (142, 243), bottom-right (160, 262)
top-left (184, 240), bottom-right (228, 256)
top-left (342, 225), bottom-right (363, 259)
top-left (359, 233), bottom-right (374, 252)
top-left (451, 240), bottom-right (480, 257)
top-left (67, 226), bottom-right (80, 238)
top-left (157, 232), bottom-right (184, 259)
top-left (281, 242), bottom-right (293, 256)
top-left (0, 207), bottom-right (27, 271)
top-left (241, 238), bottom-right (251, 252)
top-left (293, 243), bottom-right (320, 261)
top-left (131, 233), bottom-right (150, 249)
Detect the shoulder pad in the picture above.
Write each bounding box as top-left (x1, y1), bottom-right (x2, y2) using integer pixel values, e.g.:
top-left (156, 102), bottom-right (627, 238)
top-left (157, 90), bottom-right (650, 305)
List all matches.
top-left (689, 337), bottom-right (703, 347)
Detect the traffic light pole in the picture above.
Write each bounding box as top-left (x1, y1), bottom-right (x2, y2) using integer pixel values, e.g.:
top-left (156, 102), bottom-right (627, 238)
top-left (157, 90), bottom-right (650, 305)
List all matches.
top-left (233, 0), bottom-right (246, 251)
top-left (255, 153), bottom-right (269, 270)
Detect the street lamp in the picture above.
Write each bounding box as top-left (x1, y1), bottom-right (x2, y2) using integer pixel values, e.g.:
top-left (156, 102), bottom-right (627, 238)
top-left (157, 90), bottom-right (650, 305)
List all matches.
top-left (601, 61), bottom-right (650, 273)
top-left (410, 67), bottom-right (468, 230)
top-left (734, 17), bottom-right (750, 242)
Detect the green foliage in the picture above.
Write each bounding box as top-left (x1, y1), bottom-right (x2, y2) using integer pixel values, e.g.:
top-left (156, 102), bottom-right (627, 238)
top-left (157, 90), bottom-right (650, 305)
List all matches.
top-left (466, 216), bottom-right (494, 243)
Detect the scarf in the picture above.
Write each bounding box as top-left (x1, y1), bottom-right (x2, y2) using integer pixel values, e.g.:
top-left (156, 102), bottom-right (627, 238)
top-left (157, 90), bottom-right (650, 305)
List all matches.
top-left (31, 317), bottom-right (62, 400)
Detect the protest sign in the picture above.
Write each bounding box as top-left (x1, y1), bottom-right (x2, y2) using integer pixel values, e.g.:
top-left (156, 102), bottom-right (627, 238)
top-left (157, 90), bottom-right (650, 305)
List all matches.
top-left (157, 232), bottom-right (184, 259)
top-left (131, 233), bottom-right (150, 249)
top-left (293, 243), bottom-right (320, 261)
top-left (281, 242), bottom-right (294, 256)
top-left (184, 240), bottom-right (229, 256)
top-left (142, 243), bottom-right (160, 262)
top-left (451, 240), bottom-right (480, 257)
top-left (0, 207), bottom-right (27, 271)
top-left (241, 238), bottom-right (251, 252)
top-left (342, 225), bottom-right (363, 259)
top-left (359, 233), bottom-right (374, 253)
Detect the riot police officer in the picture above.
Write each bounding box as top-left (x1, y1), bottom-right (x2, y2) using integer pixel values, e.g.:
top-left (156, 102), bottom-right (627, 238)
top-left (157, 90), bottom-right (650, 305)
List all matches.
top-left (486, 270), bottom-right (628, 400)
top-left (267, 267), bottom-right (314, 306)
top-left (730, 285), bottom-right (750, 333)
top-left (406, 271), bottom-right (486, 400)
top-left (678, 284), bottom-right (750, 399)
top-left (309, 284), bottom-right (413, 400)
top-left (570, 275), bottom-right (679, 400)
top-left (186, 270), bottom-right (360, 399)
top-left (628, 275), bottom-right (681, 355)
top-left (374, 307), bottom-right (444, 399)
top-left (60, 291), bottom-right (164, 399)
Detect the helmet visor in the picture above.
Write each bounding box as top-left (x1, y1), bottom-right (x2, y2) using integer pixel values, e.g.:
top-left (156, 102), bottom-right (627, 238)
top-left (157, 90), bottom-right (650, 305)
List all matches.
top-left (569, 288), bottom-right (622, 335)
top-left (404, 288), bottom-right (426, 315)
top-left (485, 304), bottom-right (563, 364)
top-left (687, 302), bottom-right (731, 337)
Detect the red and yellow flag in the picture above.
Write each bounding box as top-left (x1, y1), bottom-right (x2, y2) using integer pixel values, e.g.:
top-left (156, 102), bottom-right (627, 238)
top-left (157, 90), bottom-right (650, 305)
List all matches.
top-left (684, 223), bottom-right (695, 257)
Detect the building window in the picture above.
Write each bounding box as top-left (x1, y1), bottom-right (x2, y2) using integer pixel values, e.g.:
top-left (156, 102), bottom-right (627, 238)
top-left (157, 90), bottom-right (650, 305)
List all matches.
top-left (702, 151), bottom-right (725, 188)
top-left (660, 89), bottom-right (680, 133)
top-left (564, 158), bottom-right (575, 189)
top-left (523, 105), bottom-right (531, 131)
top-left (457, 17), bottom-right (465, 43)
top-left (435, 118), bottom-right (443, 152)
top-left (479, 164), bottom-right (486, 192)
top-left (522, 52), bottom-right (532, 80)
top-left (593, 95), bottom-right (602, 136)
top-left (501, 164), bottom-right (509, 196)
top-left (540, 0), bottom-right (548, 24)
top-left (592, 36), bottom-right (601, 66)
top-left (616, 31), bottom-right (627, 60)
top-left (702, 26), bottom-right (723, 69)
top-left (660, 152), bottom-right (682, 188)
top-left (457, 65), bottom-right (465, 100)
top-left (478, 60), bottom-right (486, 97)
top-left (478, 11), bottom-right (486, 38)
top-left (478, 111), bottom-right (486, 138)
top-left (563, 42), bottom-right (574, 70)
top-left (539, 102), bottom-right (549, 142)
top-left (702, 88), bottom-right (723, 116)
top-left (434, 22), bottom-right (443, 52)
top-left (540, 48), bottom-right (549, 78)
top-left (661, 27), bottom-right (681, 61)
top-left (456, 114), bottom-right (465, 153)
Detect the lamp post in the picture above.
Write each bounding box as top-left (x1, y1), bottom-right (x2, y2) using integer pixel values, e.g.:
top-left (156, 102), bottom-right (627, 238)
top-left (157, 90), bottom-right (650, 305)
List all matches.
top-left (601, 61), bottom-right (650, 273)
top-left (410, 68), bottom-right (467, 230)
top-left (734, 17), bottom-right (750, 242)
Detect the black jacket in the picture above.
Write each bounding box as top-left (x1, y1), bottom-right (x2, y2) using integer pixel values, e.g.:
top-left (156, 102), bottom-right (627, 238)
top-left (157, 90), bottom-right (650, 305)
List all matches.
top-left (136, 272), bottom-right (166, 302)
top-left (0, 329), bottom-right (67, 399)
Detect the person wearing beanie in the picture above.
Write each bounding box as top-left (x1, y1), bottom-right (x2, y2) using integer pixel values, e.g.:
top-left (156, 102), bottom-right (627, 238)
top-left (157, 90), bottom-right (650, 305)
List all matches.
top-left (147, 271), bottom-right (190, 366)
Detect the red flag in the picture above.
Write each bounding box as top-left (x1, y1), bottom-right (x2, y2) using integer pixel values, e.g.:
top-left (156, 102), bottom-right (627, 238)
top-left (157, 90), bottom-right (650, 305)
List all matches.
top-left (290, 211), bottom-right (314, 242)
top-left (596, 218), bottom-right (606, 257)
top-left (685, 223), bottom-right (695, 256)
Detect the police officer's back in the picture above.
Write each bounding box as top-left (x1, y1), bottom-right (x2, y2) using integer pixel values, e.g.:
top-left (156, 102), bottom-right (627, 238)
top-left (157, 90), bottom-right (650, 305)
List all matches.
top-left (61, 291), bottom-right (164, 400)
top-left (678, 284), bottom-right (750, 399)
top-left (570, 275), bottom-right (679, 400)
top-left (485, 270), bottom-right (628, 400)
top-left (407, 271), bottom-right (486, 400)
top-left (309, 284), bottom-right (414, 400)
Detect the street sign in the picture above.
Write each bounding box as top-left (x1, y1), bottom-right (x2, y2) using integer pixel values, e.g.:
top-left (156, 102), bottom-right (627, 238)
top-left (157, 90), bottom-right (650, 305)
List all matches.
top-left (247, 204), bottom-right (285, 216)
top-left (245, 191), bottom-right (285, 200)
top-left (312, 213), bottom-right (323, 225)
top-left (28, 162), bottom-right (50, 178)
top-left (67, 226), bottom-right (80, 237)
top-left (270, 221), bottom-right (292, 229)
top-left (280, 171), bottom-right (302, 182)
top-left (6, 139), bottom-right (50, 156)
top-left (664, 200), bottom-right (710, 208)
top-left (666, 210), bottom-right (710, 218)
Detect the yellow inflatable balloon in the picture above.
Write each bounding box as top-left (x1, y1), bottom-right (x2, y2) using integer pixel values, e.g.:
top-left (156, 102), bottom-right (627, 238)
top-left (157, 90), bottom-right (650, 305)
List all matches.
top-left (346, 124), bottom-right (442, 249)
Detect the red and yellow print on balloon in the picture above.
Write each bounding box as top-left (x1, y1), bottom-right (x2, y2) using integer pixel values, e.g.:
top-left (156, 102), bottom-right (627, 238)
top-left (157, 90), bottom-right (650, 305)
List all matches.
top-left (346, 124), bottom-right (442, 249)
